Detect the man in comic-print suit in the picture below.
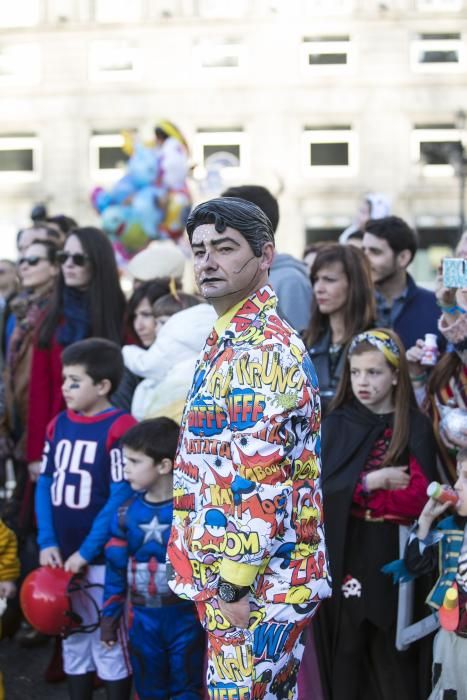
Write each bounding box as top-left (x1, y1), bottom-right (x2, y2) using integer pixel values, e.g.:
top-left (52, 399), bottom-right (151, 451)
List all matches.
top-left (167, 197), bottom-right (331, 700)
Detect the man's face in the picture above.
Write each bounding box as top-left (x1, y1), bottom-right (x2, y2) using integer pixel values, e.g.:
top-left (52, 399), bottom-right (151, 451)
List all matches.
top-left (362, 232), bottom-right (399, 284)
top-left (191, 224), bottom-right (268, 308)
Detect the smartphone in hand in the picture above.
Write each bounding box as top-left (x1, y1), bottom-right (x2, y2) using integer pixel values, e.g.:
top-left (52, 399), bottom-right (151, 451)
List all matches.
top-left (442, 257), bottom-right (467, 289)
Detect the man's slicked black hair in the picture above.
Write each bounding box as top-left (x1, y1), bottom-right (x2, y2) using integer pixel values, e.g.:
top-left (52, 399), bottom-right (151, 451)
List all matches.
top-left (186, 197), bottom-right (275, 257)
top-left (221, 185), bottom-right (279, 233)
top-left (61, 338), bottom-right (124, 394)
top-left (364, 216), bottom-right (418, 263)
top-left (122, 418), bottom-right (180, 464)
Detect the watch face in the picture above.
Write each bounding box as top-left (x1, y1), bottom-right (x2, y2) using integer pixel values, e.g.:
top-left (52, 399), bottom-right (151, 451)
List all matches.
top-left (218, 582), bottom-right (237, 603)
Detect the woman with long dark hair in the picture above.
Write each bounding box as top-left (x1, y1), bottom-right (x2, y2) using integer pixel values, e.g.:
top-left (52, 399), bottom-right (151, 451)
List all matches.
top-left (303, 244), bottom-right (376, 414)
top-left (26, 227), bottom-right (126, 478)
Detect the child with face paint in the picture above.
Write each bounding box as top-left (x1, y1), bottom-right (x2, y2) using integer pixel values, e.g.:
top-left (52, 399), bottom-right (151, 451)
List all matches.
top-left (314, 328), bottom-right (438, 700)
top-left (35, 338), bottom-right (136, 700)
top-left (402, 448), bottom-right (467, 699)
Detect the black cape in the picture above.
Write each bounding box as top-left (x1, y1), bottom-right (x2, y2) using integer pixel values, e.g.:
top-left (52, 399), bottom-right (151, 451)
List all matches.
top-left (314, 399), bottom-right (438, 699)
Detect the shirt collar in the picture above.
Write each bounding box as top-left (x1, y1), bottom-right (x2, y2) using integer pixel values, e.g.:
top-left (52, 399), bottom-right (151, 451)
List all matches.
top-left (213, 298), bottom-right (248, 338)
top-left (212, 284), bottom-right (276, 339)
top-left (375, 285), bottom-right (408, 306)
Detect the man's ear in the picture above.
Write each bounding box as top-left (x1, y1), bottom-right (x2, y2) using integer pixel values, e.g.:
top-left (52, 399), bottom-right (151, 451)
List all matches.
top-left (396, 248), bottom-right (412, 270)
top-left (259, 242), bottom-right (275, 271)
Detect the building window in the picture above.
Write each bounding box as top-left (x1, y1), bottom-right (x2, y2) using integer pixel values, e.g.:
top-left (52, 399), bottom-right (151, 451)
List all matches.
top-left (0, 0), bottom-right (40, 27)
top-left (0, 135), bottom-right (40, 182)
top-left (89, 41), bottom-right (141, 82)
top-left (89, 133), bottom-right (130, 181)
top-left (94, 0), bottom-right (142, 23)
top-left (412, 124), bottom-right (463, 176)
top-left (0, 44), bottom-right (41, 84)
top-left (194, 129), bottom-right (247, 176)
top-left (193, 38), bottom-right (245, 70)
top-left (302, 126), bottom-right (357, 176)
top-left (301, 35), bottom-right (352, 73)
top-left (302, 0), bottom-right (354, 15)
top-left (411, 33), bottom-right (464, 71)
top-left (196, 0), bottom-right (249, 18)
top-left (416, 0), bottom-right (462, 11)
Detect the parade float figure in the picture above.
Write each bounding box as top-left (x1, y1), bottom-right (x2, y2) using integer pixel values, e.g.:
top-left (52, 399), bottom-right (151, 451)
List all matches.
top-left (91, 121), bottom-right (191, 264)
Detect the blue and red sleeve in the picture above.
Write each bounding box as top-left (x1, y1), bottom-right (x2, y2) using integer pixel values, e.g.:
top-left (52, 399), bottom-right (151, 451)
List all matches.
top-left (101, 504), bottom-right (131, 643)
top-left (35, 415), bottom-right (61, 552)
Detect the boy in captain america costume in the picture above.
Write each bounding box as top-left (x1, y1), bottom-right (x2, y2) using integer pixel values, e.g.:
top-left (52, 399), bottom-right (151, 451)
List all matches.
top-left (35, 339), bottom-right (136, 700)
top-left (101, 418), bottom-right (205, 700)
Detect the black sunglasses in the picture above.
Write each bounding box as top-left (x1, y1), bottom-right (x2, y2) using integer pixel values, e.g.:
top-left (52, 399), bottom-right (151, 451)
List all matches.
top-left (18, 256), bottom-right (49, 267)
top-left (56, 251), bottom-right (89, 267)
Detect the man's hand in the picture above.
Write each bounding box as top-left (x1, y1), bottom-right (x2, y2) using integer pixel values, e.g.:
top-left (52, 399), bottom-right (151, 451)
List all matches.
top-left (28, 461), bottom-right (42, 482)
top-left (366, 466), bottom-right (410, 491)
top-left (0, 581), bottom-right (16, 598)
top-left (64, 551), bottom-right (87, 573)
top-left (218, 596), bottom-right (250, 629)
top-left (39, 546), bottom-right (63, 568)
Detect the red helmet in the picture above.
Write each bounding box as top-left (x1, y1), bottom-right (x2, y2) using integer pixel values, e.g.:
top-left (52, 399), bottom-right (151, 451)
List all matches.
top-left (20, 567), bottom-right (100, 637)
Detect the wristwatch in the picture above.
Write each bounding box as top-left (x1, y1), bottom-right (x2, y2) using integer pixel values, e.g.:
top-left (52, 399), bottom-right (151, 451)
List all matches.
top-left (217, 579), bottom-right (250, 603)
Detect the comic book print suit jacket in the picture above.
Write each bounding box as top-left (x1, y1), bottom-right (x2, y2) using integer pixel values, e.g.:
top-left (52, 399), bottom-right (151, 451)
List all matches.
top-left (167, 284), bottom-right (331, 607)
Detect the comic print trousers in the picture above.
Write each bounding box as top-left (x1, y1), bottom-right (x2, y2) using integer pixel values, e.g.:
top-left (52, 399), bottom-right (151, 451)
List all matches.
top-left (128, 601), bottom-right (206, 700)
top-left (196, 594), bottom-right (317, 700)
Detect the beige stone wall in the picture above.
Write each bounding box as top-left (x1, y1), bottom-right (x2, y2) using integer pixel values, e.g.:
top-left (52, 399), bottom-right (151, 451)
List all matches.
top-left (0, 0), bottom-right (466, 259)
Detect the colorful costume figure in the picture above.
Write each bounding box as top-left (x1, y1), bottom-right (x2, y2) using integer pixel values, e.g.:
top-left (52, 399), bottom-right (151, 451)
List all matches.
top-left (101, 494), bottom-right (205, 700)
top-left (91, 121), bottom-right (191, 263)
top-left (404, 515), bottom-right (467, 700)
top-left (167, 285), bottom-right (331, 699)
top-left (35, 407), bottom-right (136, 681)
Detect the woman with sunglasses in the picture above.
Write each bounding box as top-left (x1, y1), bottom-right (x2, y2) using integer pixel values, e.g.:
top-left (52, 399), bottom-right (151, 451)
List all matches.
top-left (0, 240), bottom-right (59, 648)
top-left (25, 227), bottom-right (126, 482)
top-left (0, 240), bottom-right (59, 468)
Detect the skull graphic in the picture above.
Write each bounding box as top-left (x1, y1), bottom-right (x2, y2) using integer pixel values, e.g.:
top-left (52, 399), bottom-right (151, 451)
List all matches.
top-left (341, 575), bottom-right (362, 598)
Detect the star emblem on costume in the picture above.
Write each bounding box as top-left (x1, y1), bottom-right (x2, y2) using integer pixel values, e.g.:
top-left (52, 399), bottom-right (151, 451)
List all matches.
top-left (139, 515), bottom-right (169, 544)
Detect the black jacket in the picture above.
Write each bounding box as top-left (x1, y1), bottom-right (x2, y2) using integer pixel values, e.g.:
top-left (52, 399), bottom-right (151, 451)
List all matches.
top-left (307, 329), bottom-right (347, 416)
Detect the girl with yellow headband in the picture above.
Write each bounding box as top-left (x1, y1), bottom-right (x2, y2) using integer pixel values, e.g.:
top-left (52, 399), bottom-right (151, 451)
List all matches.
top-left (313, 327), bottom-right (438, 700)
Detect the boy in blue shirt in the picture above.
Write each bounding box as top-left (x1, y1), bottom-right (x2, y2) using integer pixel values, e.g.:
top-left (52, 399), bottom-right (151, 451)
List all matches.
top-left (35, 338), bottom-right (136, 699)
top-left (100, 418), bottom-right (205, 700)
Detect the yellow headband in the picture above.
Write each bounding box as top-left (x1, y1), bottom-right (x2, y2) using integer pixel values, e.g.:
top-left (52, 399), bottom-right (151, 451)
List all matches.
top-left (349, 330), bottom-right (400, 368)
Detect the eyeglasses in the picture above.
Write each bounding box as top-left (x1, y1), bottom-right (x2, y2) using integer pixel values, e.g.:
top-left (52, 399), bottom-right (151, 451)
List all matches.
top-left (56, 252), bottom-right (89, 267)
top-left (18, 256), bottom-right (48, 267)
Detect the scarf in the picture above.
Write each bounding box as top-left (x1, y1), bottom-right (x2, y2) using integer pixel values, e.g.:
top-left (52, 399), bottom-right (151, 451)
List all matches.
top-left (8, 287), bottom-right (53, 374)
top-left (56, 287), bottom-right (91, 347)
